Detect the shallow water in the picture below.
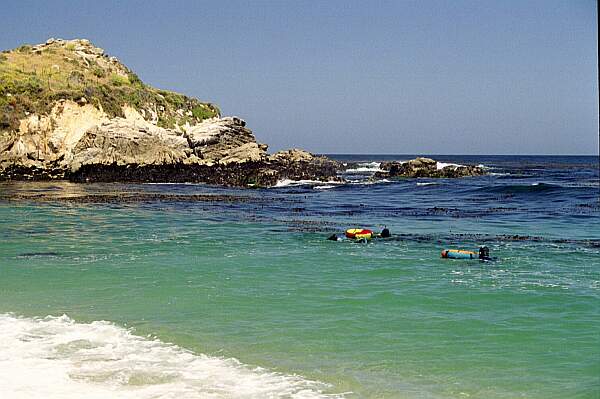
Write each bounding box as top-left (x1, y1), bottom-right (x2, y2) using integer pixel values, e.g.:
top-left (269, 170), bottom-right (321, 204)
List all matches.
top-left (1, 155), bottom-right (599, 398)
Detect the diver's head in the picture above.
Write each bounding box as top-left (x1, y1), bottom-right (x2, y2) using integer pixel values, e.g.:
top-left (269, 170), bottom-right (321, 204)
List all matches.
top-left (380, 227), bottom-right (391, 238)
top-left (479, 246), bottom-right (490, 259)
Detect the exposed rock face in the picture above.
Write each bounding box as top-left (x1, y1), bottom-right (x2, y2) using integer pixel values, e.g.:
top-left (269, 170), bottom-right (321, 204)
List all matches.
top-left (184, 117), bottom-right (266, 164)
top-left (0, 38), bottom-right (340, 186)
top-left (0, 107), bottom-right (340, 186)
top-left (270, 149), bottom-right (314, 163)
top-left (374, 157), bottom-right (485, 179)
top-left (70, 118), bottom-right (191, 171)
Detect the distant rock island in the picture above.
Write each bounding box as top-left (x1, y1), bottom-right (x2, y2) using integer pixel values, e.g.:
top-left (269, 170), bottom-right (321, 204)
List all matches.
top-left (375, 158), bottom-right (485, 179)
top-left (0, 38), bottom-right (483, 186)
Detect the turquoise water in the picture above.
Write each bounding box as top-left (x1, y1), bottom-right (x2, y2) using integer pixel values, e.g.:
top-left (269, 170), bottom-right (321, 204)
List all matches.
top-left (1, 155), bottom-right (599, 398)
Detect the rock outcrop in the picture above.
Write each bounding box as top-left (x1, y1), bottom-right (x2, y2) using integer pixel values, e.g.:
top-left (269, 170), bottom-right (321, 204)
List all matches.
top-left (65, 116), bottom-right (339, 186)
top-left (0, 38), bottom-right (339, 186)
top-left (374, 157), bottom-right (485, 179)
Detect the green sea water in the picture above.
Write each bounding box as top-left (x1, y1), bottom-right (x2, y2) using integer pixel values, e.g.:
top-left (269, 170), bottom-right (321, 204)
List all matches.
top-left (1, 181), bottom-right (598, 398)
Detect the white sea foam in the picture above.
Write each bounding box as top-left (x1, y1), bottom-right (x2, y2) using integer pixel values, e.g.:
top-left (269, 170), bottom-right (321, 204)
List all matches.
top-left (344, 162), bottom-right (383, 174)
top-left (274, 179), bottom-right (343, 188)
top-left (416, 182), bottom-right (438, 186)
top-left (0, 313), bottom-right (344, 399)
top-left (349, 179), bottom-right (391, 185)
top-left (313, 185), bottom-right (337, 190)
top-left (436, 161), bottom-right (465, 170)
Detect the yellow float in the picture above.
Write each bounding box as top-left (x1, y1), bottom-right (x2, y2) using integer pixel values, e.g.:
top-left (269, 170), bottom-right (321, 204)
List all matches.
top-left (345, 228), bottom-right (373, 240)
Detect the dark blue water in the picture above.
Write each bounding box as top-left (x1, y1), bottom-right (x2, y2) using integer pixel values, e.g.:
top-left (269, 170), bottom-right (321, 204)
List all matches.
top-left (269, 154), bottom-right (600, 241)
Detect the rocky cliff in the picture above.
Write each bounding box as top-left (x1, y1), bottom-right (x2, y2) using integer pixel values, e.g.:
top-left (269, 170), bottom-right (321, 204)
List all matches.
top-left (0, 38), bottom-right (339, 186)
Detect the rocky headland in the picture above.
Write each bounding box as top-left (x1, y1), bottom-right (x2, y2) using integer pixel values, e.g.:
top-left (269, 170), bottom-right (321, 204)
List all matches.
top-left (1, 39), bottom-right (483, 187)
top-left (0, 38), bottom-right (339, 186)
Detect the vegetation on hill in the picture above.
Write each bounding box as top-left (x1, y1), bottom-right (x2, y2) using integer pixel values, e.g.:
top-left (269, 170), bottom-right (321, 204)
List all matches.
top-left (0, 39), bottom-right (220, 133)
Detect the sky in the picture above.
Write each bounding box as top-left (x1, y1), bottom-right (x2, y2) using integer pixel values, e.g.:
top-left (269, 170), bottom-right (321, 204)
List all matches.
top-left (2, 0), bottom-right (598, 154)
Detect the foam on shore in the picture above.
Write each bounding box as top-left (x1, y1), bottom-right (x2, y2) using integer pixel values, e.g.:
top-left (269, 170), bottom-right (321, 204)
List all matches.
top-left (0, 313), bottom-right (344, 399)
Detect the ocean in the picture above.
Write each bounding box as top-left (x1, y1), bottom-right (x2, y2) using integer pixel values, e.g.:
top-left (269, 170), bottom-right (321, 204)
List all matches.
top-left (1, 155), bottom-right (598, 398)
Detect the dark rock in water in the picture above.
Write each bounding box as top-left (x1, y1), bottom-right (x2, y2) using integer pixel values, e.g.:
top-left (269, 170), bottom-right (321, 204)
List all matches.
top-left (374, 157), bottom-right (485, 179)
top-left (67, 153), bottom-right (340, 188)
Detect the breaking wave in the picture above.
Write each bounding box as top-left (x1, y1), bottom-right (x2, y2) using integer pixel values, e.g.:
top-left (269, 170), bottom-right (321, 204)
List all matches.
top-left (436, 161), bottom-right (466, 170)
top-left (416, 182), bottom-right (438, 186)
top-left (343, 162), bottom-right (383, 174)
top-left (0, 314), bottom-right (344, 399)
top-left (274, 179), bottom-right (343, 188)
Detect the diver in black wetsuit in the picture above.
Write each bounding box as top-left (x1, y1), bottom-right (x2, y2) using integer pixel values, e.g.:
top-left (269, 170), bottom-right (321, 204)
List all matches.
top-left (479, 246), bottom-right (494, 261)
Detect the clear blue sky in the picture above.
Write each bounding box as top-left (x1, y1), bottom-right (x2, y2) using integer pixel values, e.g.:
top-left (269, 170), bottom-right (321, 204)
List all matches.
top-left (2, 0), bottom-right (598, 154)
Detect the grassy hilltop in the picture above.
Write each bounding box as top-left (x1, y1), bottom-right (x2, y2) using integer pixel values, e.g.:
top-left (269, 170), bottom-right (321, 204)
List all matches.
top-left (0, 38), bottom-right (220, 133)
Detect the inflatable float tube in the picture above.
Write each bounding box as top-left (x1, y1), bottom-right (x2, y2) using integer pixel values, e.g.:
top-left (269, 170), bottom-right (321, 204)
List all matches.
top-left (345, 228), bottom-right (373, 240)
top-left (441, 249), bottom-right (478, 259)
top-left (441, 247), bottom-right (493, 261)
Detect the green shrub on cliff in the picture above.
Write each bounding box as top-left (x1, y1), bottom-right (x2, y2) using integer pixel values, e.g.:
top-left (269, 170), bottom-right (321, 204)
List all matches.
top-left (92, 67), bottom-right (106, 78)
top-left (0, 39), bottom-right (220, 132)
top-left (16, 45), bottom-right (32, 53)
top-left (127, 72), bottom-right (143, 86)
top-left (110, 73), bottom-right (129, 86)
top-left (192, 105), bottom-right (216, 120)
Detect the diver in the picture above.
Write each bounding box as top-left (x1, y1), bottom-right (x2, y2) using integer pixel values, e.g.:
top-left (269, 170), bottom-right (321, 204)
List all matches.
top-left (478, 246), bottom-right (494, 261)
